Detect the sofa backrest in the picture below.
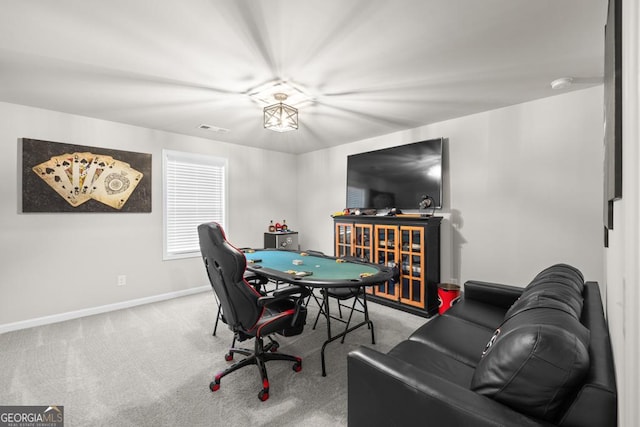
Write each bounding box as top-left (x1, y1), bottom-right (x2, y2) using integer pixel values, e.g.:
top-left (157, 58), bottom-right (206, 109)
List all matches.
top-left (505, 263), bottom-right (585, 321)
top-left (470, 265), bottom-right (616, 426)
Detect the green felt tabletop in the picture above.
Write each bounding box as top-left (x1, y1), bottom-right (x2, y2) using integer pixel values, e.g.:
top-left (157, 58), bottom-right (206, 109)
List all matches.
top-left (243, 249), bottom-right (391, 287)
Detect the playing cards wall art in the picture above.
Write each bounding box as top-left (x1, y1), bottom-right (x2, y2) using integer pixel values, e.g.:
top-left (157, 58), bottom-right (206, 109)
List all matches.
top-left (21, 138), bottom-right (151, 213)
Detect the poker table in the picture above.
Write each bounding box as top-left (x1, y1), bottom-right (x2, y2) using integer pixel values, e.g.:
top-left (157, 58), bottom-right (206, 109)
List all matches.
top-left (243, 249), bottom-right (394, 376)
top-left (243, 248), bottom-right (393, 288)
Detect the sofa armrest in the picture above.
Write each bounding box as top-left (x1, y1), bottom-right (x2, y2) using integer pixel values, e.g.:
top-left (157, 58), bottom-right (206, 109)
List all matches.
top-left (348, 347), bottom-right (550, 427)
top-left (463, 280), bottom-right (523, 309)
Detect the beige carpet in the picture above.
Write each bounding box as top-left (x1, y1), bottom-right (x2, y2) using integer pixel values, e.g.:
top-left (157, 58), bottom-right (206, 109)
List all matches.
top-left (0, 291), bottom-right (426, 426)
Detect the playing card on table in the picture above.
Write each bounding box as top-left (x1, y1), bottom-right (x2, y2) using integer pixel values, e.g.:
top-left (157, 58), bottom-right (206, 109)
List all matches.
top-left (89, 159), bottom-right (143, 209)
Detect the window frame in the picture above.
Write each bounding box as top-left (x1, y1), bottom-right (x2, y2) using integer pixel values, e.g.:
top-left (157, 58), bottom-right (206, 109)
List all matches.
top-left (162, 149), bottom-right (228, 260)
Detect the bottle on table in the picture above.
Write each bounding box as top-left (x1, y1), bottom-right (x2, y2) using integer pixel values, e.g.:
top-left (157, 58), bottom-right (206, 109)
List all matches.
top-left (268, 220), bottom-right (276, 232)
top-left (281, 220), bottom-right (288, 231)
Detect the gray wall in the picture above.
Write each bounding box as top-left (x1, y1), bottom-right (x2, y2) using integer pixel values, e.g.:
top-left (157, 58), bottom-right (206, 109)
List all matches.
top-left (0, 102), bottom-right (299, 326)
top-left (297, 86), bottom-right (604, 287)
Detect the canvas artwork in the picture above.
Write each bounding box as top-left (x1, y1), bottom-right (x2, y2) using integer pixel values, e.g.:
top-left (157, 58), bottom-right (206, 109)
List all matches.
top-left (22, 138), bottom-right (152, 213)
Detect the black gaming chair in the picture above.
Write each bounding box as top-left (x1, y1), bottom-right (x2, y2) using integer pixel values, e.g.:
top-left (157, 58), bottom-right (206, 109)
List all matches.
top-left (211, 271), bottom-right (268, 336)
top-left (198, 222), bottom-right (309, 401)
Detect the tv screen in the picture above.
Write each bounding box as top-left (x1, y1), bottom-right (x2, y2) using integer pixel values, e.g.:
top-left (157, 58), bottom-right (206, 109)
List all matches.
top-left (346, 138), bottom-right (443, 211)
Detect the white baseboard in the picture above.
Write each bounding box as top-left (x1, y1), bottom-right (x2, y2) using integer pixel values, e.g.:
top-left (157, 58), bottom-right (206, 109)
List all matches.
top-left (0, 285), bottom-right (210, 334)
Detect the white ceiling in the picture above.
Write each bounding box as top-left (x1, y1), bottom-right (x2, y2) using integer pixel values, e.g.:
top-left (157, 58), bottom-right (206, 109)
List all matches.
top-left (0, 0), bottom-right (607, 154)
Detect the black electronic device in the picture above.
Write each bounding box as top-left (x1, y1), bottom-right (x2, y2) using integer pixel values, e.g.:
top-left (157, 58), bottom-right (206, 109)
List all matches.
top-left (346, 138), bottom-right (443, 211)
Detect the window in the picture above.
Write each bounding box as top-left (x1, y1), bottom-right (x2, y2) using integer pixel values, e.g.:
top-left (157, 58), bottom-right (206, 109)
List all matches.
top-left (346, 186), bottom-right (366, 209)
top-left (163, 149), bottom-right (227, 259)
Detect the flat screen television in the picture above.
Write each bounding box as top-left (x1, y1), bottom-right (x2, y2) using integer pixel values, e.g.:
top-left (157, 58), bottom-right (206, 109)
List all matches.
top-left (346, 138), bottom-right (443, 211)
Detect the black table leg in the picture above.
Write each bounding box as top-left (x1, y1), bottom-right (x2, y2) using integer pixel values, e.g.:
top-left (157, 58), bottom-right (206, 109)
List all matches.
top-left (319, 287), bottom-right (375, 377)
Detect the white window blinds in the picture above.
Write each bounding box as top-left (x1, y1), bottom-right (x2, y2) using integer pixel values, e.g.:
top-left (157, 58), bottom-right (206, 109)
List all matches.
top-left (163, 150), bottom-right (227, 259)
top-left (346, 186), bottom-right (366, 209)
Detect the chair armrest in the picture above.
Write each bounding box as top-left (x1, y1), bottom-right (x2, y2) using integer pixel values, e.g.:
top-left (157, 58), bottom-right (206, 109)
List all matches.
top-left (258, 285), bottom-right (310, 326)
top-left (257, 285), bottom-right (310, 306)
top-left (243, 271), bottom-right (268, 284)
top-left (348, 347), bottom-right (550, 427)
top-left (463, 280), bottom-right (524, 309)
top-left (243, 271), bottom-right (269, 295)
top-left (272, 285), bottom-right (311, 298)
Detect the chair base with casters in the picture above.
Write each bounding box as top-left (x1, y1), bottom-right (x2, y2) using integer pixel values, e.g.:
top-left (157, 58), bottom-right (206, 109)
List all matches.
top-left (210, 326), bottom-right (304, 401)
top-left (210, 301), bottom-right (308, 401)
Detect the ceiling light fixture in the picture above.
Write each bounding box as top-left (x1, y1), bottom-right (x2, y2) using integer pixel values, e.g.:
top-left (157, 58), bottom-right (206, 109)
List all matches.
top-left (248, 80), bottom-right (313, 107)
top-left (264, 93), bottom-right (298, 132)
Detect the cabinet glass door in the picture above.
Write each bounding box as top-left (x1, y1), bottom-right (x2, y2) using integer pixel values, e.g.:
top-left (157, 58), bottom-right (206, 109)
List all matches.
top-left (353, 223), bottom-right (373, 262)
top-left (373, 225), bottom-right (399, 300)
top-left (399, 226), bottom-right (425, 308)
top-left (335, 223), bottom-right (353, 258)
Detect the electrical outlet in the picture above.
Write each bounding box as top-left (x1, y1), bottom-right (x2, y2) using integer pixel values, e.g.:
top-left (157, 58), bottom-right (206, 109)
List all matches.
top-left (117, 275), bottom-right (127, 286)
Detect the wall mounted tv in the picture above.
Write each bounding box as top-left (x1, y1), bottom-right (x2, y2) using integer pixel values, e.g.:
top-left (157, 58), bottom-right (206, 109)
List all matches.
top-left (346, 138), bottom-right (443, 211)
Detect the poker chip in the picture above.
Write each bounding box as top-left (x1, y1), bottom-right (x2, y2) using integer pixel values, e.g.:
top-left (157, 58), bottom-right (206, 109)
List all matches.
top-left (284, 270), bottom-right (313, 277)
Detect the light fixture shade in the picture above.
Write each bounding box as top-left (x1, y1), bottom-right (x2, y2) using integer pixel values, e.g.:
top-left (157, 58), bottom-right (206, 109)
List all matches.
top-left (264, 101), bottom-right (298, 132)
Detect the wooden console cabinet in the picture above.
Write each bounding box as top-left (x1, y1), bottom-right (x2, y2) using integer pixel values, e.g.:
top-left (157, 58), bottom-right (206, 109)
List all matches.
top-left (334, 215), bottom-right (441, 317)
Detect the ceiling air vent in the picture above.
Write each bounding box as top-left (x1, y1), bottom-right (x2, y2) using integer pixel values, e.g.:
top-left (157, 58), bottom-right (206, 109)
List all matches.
top-left (198, 124), bottom-right (230, 133)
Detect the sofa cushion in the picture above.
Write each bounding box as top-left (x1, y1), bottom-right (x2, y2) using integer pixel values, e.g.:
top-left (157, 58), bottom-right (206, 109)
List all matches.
top-left (532, 264), bottom-right (584, 292)
top-left (470, 307), bottom-right (590, 422)
top-left (504, 264), bottom-right (586, 321)
top-left (409, 315), bottom-right (495, 368)
top-left (504, 290), bottom-right (582, 321)
top-left (388, 340), bottom-right (476, 388)
top-left (444, 298), bottom-right (507, 330)
top-left (527, 274), bottom-right (584, 295)
top-left (520, 281), bottom-right (582, 313)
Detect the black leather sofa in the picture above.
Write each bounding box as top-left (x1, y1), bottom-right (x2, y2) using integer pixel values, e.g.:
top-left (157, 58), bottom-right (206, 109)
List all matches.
top-left (348, 264), bottom-right (617, 427)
